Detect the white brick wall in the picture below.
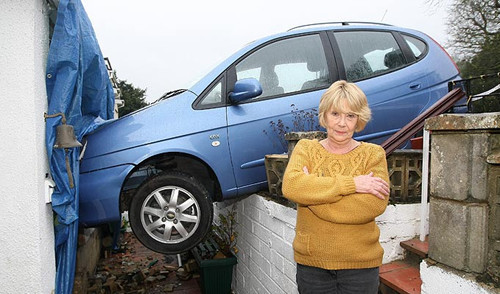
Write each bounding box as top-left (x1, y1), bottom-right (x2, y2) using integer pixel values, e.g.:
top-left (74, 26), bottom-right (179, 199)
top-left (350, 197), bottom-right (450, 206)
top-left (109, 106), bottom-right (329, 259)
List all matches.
top-left (377, 203), bottom-right (429, 263)
top-left (216, 194), bottom-right (427, 294)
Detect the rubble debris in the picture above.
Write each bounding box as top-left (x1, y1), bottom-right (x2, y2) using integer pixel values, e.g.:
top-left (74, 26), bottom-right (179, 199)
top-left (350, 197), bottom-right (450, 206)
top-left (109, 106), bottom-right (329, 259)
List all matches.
top-left (176, 267), bottom-right (193, 281)
top-left (85, 232), bottom-right (201, 293)
top-left (164, 283), bottom-right (176, 292)
top-left (147, 259), bottom-right (158, 268)
top-left (184, 259), bottom-right (199, 273)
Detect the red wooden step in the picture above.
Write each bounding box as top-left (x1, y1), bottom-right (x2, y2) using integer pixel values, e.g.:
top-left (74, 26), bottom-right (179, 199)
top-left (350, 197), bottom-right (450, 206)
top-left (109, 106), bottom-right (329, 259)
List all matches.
top-left (400, 236), bottom-right (428, 258)
top-left (380, 260), bottom-right (421, 294)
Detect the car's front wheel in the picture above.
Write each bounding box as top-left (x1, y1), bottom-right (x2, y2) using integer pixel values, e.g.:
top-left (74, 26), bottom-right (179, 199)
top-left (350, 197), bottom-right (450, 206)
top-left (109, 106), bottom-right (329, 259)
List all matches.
top-left (129, 171), bottom-right (213, 254)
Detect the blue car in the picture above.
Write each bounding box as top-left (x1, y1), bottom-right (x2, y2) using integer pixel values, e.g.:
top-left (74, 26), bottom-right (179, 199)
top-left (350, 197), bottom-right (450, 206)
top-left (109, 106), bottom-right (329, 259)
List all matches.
top-left (79, 22), bottom-right (460, 254)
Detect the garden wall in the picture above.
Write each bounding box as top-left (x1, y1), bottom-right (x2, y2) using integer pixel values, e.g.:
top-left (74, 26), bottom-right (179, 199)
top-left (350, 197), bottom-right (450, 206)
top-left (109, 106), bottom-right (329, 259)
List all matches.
top-left (215, 194), bottom-right (426, 294)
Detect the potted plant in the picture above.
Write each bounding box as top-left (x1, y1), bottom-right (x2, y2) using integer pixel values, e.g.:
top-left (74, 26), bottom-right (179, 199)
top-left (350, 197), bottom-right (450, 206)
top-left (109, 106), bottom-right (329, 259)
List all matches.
top-left (264, 104), bottom-right (325, 196)
top-left (192, 205), bottom-right (238, 294)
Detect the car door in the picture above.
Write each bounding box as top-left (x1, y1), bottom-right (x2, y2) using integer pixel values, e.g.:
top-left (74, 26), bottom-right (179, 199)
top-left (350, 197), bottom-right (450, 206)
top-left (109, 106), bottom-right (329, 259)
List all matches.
top-left (330, 30), bottom-right (430, 145)
top-left (226, 33), bottom-right (337, 195)
top-left (191, 76), bottom-right (241, 197)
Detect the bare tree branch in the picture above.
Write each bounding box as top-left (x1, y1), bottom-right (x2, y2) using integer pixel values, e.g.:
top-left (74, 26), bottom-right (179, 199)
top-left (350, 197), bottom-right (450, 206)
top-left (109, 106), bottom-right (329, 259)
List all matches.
top-left (443, 0), bottom-right (500, 59)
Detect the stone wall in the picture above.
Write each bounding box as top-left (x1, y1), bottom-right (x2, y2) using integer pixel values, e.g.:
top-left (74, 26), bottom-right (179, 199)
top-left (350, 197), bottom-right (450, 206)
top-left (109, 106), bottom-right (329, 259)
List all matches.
top-left (424, 112), bottom-right (500, 290)
top-left (215, 194), bottom-right (426, 294)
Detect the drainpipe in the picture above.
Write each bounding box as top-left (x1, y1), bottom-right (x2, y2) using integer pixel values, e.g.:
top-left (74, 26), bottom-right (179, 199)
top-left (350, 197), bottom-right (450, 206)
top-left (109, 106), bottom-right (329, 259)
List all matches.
top-left (420, 129), bottom-right (430, 242)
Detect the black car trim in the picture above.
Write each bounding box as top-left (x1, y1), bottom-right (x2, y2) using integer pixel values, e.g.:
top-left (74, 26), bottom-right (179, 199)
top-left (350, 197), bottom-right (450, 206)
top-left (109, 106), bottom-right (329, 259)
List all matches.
top-left (326, 30), bottom-right (346, 80)
top-left (400, 32), bottom-right (430, 61)
top-left (392, 31), bottom-right (416, 63)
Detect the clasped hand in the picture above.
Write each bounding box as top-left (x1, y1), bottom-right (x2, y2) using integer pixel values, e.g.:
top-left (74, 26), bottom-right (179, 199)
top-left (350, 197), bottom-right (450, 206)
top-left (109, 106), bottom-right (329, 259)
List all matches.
top-left (353, 172), bottom-right (389, 200)
top-left (302, 167), bottom-right (389, 200)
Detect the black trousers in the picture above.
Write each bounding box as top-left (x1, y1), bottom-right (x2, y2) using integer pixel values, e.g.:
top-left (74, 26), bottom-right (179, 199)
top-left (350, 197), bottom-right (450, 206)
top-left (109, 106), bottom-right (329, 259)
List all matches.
top-left (296, 263), bottom-right (379, 294)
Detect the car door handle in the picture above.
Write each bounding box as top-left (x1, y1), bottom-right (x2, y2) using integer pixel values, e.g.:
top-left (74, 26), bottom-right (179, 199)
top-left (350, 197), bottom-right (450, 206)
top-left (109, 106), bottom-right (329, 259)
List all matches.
top-left (409, 83), bottom-right (421, 90)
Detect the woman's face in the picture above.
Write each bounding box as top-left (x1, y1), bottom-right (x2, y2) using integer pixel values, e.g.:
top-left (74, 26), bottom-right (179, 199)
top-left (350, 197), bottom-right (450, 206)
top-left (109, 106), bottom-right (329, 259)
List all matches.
top-left (323, 104), bottom-right (358, 145)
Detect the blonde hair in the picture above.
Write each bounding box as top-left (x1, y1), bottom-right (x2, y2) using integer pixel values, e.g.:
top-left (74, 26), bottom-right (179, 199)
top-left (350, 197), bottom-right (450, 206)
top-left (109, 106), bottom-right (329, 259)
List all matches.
top-left (318, 80), bottom-right (371, 132)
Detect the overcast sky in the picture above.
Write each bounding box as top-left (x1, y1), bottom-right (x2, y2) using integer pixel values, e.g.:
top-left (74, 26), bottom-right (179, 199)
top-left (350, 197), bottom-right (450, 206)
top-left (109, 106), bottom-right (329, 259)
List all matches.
top-left (82, 0), bottom-right (452, 103)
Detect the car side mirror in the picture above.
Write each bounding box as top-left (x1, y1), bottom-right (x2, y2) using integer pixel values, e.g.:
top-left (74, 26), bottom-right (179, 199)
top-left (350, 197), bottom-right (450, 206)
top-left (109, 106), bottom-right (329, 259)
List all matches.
top-left (229, 78), bottom-right (262, 103)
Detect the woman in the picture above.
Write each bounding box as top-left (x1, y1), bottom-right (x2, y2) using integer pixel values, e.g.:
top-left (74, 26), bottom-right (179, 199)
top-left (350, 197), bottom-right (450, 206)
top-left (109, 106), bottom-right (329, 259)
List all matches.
top-left (282, 80), bottom-right (390, 294)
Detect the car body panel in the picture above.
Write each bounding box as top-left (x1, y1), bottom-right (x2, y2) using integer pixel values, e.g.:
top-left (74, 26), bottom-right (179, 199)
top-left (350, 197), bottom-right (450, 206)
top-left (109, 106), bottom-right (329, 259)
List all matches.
top-left (355, 69), bottom-right (431, 144)
top-left (79, 164), bottom-right (132, 226)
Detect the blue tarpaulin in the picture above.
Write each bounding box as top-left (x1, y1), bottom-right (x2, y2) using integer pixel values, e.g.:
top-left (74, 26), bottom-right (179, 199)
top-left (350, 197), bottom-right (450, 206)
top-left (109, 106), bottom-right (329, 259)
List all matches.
top-left (45, 0), bottom-right (114, 293)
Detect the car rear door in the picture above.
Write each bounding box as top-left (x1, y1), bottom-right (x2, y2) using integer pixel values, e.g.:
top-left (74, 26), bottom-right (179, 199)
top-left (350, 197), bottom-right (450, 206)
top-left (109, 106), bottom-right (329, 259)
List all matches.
top-left (330, 29), bottom-right (430, 145)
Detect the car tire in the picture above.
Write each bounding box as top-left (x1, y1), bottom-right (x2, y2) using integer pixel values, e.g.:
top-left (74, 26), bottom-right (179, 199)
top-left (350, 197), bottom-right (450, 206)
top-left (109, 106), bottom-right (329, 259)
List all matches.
top-left (129, 171), bottom-right (213, 254)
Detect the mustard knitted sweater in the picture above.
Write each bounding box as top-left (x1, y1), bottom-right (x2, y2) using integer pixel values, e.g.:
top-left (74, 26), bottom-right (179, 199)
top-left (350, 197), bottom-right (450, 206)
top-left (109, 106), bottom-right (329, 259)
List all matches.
top-left (282, 139), bottom-right (389, 270)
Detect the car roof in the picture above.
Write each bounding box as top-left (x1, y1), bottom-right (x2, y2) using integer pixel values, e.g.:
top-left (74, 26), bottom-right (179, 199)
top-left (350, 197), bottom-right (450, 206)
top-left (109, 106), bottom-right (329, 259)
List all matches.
top-left (287, 21), bottom-right (394, 32)
top-left (278, 21), bottom-right (420, 39)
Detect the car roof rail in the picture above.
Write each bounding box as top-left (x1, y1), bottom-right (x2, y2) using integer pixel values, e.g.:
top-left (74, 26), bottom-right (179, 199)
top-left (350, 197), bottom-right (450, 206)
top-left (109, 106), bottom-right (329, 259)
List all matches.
top-left (287, 21), bottom-right (393, 31)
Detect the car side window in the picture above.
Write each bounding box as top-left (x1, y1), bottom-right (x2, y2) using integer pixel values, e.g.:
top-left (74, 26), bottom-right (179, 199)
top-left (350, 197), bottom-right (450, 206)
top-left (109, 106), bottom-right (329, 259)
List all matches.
top-left (335, 31), bottom-right (407, 81)
top-left (201, 82), bottom-right (222, 106)
top-left (199, 80), bottom-right (223, 106)
top-left (402, 34), bottom-right (427, 60)
top-left (235, 34), bottom-right (330, 100)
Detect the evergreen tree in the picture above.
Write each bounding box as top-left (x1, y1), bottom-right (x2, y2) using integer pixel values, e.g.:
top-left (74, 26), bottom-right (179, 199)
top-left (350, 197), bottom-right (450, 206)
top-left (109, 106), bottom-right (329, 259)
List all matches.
top-left (458, 32), bottom-right (500, 77)
top-left (117, 79), bottom-right (148, 117)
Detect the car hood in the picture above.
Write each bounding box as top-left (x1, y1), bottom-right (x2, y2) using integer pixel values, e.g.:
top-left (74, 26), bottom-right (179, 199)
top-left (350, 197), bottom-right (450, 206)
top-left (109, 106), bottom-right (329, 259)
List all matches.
top-left (82, 91), bottom-right (198, 160)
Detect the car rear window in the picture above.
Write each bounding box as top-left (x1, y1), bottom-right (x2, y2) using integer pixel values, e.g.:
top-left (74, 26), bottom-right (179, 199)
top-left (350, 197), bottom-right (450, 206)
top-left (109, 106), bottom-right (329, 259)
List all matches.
top-left (335, 30), bottom-right (407, 81)
top-left (402, 34), bottom-right (427, 60)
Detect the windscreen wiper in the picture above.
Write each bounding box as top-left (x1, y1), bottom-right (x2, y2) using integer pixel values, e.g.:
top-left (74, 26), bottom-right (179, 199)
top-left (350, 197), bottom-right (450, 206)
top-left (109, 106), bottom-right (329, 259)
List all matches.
top-left (153, 89), bottom-right (187, 103)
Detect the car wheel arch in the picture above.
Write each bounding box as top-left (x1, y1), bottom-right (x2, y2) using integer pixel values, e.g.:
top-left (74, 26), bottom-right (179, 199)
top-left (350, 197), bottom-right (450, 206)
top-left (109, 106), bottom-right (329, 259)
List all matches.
top-left (119, 152), bottom-right (222, 213)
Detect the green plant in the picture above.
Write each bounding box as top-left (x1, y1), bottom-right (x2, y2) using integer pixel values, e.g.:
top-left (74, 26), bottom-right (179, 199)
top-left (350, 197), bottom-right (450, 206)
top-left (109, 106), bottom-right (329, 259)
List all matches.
top-left (211, 204), bottom-right (238, 257)
top-left (120, 215), bottom-right (130, 233)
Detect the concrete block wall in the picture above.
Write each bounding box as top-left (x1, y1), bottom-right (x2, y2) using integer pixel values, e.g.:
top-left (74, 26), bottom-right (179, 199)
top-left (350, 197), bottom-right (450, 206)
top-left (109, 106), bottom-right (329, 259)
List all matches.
top-left (215, 194), bottom-right (426, 294)
top-left (487, 162), bottom-right (500, 280)
top-left (429, 199), bottom-right (488, 272)
top-left (425, 113), bottom-right (500, 275)
top-left (429, 131), bottom-right (492, 201)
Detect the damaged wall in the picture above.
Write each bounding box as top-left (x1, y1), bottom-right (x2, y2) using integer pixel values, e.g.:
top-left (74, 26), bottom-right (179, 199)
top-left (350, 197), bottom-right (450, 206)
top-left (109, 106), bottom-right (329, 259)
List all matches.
top-left (0, 0), bottom-right (56, 293)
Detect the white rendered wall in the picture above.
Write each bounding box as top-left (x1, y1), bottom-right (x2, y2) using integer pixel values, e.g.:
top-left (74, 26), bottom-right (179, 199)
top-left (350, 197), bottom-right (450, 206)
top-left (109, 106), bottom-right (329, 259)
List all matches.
top-left (377, 203), bottom-right (429, 263)
top-left (0, 1), bottom-right (56, 293)
top-left (420, 260), bottom-right (499, 294)
top-left (226, 194), bottom-right (426, 294)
